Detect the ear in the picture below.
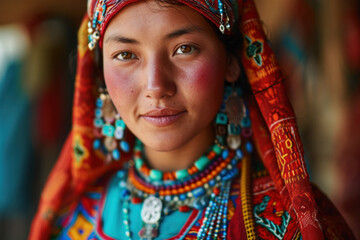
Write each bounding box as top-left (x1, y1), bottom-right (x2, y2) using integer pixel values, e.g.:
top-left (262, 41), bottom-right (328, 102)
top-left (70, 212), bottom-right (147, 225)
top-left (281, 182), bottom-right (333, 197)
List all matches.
top-left (225, 56), bottom-right (241, 83)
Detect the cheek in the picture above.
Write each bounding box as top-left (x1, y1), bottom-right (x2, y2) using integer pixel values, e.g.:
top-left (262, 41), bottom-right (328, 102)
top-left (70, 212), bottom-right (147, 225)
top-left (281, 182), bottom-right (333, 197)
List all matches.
top-left (184, 60), bottom-right (225, 101)
top-left (103, 64), bottom-right (136, 109)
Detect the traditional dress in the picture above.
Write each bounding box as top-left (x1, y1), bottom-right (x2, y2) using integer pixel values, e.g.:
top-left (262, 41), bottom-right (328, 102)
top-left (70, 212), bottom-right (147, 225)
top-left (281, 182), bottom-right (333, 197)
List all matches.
top-left (29, 0), bottom-right (355, 239)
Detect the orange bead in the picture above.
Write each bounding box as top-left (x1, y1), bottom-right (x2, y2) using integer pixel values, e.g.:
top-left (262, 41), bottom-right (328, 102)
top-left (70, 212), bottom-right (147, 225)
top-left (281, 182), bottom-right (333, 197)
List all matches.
top-left (139, 165), bottom-right (147, 173)
top-left (168, 173), bottom-right (175, 180)
top-left (207, 151), bottom-right (216, 159)
top-left (178, 188), bottom-right (185, 194)
top-left (163, 172), bottom-right (171, 180)
top-left (196, 181), bottom-right (202, 187)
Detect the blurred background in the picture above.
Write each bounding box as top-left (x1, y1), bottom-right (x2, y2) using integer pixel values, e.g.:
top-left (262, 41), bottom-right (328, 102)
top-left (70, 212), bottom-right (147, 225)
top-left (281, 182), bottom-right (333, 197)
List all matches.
top-left (0, 0), bottom-right (359, 239)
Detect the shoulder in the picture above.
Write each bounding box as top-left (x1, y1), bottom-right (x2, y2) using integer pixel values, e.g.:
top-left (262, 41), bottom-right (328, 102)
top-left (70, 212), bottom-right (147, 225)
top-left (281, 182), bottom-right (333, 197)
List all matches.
top-left (250, 174), bottom-right (355, 240)
top-left (311, 184), bottom-right (356, 239)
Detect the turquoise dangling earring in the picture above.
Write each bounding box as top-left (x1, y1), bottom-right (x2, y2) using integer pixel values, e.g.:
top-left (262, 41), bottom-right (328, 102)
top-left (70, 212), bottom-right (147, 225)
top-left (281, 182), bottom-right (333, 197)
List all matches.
top-left (226, 85), bottom-right (245, 150)
top-left (215, 85), bottom-right (253, 150)
top-left (93, 88), bottom-right (130, 162)
top-left (215, 86), bottom-right (233, 149)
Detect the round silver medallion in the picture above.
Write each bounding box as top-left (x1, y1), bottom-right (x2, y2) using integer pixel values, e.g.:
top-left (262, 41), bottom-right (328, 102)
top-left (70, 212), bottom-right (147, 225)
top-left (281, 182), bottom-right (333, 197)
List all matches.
top-left (141, 196), bottom-right (162, 224)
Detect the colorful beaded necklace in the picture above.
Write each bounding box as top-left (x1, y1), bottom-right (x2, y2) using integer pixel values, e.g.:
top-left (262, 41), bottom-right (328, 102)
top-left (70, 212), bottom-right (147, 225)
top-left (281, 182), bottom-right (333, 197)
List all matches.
top-left (116, 139), bottom-right (252, 240)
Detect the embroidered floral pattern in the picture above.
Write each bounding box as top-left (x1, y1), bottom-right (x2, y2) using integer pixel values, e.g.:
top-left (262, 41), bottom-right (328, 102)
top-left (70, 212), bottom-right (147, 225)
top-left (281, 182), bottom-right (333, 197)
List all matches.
top-left (245, 35), bottom-right (263, 66)
top-left (254, 196), bottom-right (291, 239)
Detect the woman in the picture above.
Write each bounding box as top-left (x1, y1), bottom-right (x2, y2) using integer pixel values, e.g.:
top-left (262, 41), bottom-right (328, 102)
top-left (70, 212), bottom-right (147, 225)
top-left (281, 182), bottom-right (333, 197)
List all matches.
top-left (29, 0), bottom-right (354, 239)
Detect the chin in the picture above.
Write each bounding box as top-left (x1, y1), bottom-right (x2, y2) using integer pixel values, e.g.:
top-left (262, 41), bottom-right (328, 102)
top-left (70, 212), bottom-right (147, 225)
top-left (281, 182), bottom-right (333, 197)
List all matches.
top-left (138, 133), bottom-right (190, 153)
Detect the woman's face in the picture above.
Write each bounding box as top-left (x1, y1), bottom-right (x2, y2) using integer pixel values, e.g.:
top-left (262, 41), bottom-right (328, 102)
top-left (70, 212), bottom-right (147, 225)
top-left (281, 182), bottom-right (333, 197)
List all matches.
top-left (102, 1), bottom-right (236, 152)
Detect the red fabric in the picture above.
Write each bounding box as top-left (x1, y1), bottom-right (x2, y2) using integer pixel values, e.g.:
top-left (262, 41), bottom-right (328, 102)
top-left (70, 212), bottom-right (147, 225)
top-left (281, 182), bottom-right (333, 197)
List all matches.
top-left (249, 98), bottom-right (292, 214)
top-left (29, 17), bottom-right (132, 240)
top-left (227, 180), bottom-right (247, 240)
top-left (252, 176), bottom-right (301, 240)
top-left (240, 0), bottom-right (323, 238)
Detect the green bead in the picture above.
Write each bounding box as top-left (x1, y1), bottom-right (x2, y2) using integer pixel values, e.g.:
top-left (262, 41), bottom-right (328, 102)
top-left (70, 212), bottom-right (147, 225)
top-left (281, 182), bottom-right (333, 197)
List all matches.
top-left (102, 124), bottom-right (115, 137)
top-left (213, 144), bottom-right (222, 155)
top-left (149, 169), bottom-right (163, 181)
top-left (134, 158), bottom-right (143, 170)
top-left (134, 139), bottom-right (143, 151)
top-left (195, 156), bottom-right (210, 171)
top-left (228, 124), bottom-right (241, 135)
top-left (94, 118), bottom-right (104, 127)
top-left (224, 86), bottom-right (232, 98)
top-left (115, 119), bottom-right (126, 129)
top-left (175, 169), bottom-right (189, 180)
top-left (241, 117), bottom-right (251, 128)
top-left (216, 113), bottom-right (228, 124)
top-left (236, 87), bottom-right (243, 96)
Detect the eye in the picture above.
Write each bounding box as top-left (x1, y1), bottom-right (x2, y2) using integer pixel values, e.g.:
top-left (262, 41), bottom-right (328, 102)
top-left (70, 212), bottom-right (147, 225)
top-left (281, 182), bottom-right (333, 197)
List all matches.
top-left (115, 51), bottom-right (137, 60)
top-left (175, 45), bottom-right (196, 55)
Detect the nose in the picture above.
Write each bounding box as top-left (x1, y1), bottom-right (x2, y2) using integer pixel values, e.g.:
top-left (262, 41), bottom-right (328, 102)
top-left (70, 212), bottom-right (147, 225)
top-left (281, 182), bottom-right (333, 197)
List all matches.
top-left (144, 56), bottom-right (176, 99)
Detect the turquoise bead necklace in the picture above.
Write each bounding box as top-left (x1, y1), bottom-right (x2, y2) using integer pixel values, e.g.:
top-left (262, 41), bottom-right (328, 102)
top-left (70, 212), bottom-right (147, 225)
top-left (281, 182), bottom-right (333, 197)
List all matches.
top-left (115, 139), bottom-right (253, 240)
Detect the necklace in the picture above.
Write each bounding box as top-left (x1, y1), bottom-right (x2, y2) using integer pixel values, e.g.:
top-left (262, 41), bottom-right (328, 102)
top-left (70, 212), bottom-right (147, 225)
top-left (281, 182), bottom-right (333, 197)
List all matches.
top-left (133, 139), bottom-right (224, 182)
top-left (117, 140), bottom-right (251, 240)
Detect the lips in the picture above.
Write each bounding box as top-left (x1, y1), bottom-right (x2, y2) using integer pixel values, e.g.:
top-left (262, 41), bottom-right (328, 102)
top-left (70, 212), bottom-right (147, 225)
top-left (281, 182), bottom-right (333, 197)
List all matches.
top-left (141, 108), bottom-right (186, 127)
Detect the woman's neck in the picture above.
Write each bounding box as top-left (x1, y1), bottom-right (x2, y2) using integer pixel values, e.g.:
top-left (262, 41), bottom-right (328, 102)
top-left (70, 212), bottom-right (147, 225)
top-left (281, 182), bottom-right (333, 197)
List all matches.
top-left (143, 127), bottom-right (215, 172)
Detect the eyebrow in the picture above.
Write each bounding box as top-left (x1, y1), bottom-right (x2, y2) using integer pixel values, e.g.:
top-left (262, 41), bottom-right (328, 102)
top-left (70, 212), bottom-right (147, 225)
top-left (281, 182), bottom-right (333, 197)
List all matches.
top-left (166, 25), bottom-right (205, 39)
top-left (104, 35), bottom-right (139, 44)
top-left (104, 25), bottom-right (205, 45)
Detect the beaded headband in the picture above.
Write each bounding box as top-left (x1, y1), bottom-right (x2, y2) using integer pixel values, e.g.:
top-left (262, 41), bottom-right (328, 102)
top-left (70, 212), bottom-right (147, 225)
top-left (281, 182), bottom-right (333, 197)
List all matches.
top-left (87, 0), bottom-right (239, 50)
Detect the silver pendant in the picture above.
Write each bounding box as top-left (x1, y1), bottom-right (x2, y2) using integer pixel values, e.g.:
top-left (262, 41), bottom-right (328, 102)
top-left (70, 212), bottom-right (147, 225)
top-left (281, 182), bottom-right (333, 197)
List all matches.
top-left (141, 196), bottom-right (162, 224)
top-left (139, 196), bottom-right (162, 239)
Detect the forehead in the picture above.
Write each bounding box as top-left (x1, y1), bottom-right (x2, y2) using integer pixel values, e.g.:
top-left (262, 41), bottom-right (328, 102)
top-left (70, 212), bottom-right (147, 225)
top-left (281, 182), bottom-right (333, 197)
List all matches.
top-left (103, 1), bottom-right (217, 42)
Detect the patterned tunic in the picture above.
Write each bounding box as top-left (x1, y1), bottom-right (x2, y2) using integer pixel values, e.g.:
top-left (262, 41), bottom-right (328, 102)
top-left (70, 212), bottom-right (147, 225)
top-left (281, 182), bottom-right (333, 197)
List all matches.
top-left (51, 170), bottom-right (303, 240)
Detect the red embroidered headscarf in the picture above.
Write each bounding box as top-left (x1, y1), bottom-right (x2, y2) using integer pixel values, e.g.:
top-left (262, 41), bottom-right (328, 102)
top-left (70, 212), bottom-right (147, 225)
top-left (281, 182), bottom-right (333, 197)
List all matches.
top-left (29, 0), bottom-right (324, 239)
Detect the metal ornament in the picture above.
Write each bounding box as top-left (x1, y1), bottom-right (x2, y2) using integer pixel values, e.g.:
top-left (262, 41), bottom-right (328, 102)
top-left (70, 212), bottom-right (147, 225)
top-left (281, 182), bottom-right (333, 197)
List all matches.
top-left (138, 224), bottom-right (159, 240)
top-left (139, 196), bottom-right (162, 239)
top-left (227, 135), bottom-right (242, 150)
top-left (223, 87), bottom-right (247, 150)
top-left (226, 94), bottom-right (246, 125)
top-left (141, 196), bottom-right (162, 224)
